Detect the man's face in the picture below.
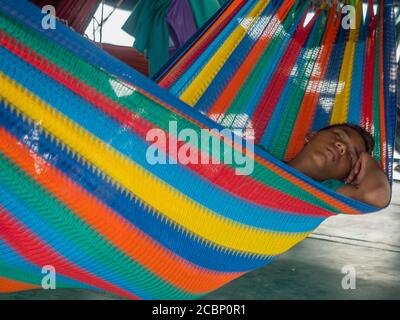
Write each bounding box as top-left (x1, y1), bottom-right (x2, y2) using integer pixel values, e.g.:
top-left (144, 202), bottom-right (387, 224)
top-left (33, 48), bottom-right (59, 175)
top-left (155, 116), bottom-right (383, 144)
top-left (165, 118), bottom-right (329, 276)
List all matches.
top-left (301, 126), bottom-right (367, 181)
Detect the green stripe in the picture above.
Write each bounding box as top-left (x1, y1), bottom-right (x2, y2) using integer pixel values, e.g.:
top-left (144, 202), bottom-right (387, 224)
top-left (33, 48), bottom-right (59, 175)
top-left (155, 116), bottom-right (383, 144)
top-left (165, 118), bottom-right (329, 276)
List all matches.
top-left (0, 149), bottom-right (197, 299)
top-left (222, 2), bottom-right (305, 126)
top-left (0, 260), bottom-right (86, 290)
top-left (269, 13), bottom-right (326, 159)
top-left (372, 8), bottom-right (382, 164)
top-left (0, 12), bottom-right (345, 212)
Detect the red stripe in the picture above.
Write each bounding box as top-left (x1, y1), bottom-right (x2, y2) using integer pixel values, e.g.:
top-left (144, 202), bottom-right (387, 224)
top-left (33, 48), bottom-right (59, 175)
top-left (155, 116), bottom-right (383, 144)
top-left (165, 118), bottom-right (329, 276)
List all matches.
top-left (208, 0), bottom-right (296, 118)
top-left (361, 10), bottom-right (377, 132)
top-left (251, 9), bottom-right (319, 143)
top-left (0, 206), bottom-right (139, 299)
top-left (378, 0), bottom-right (387, 172)
top-left (158, 0), bottom-right (246, 89)
top-left (0, 30), bottom-right (341, 216)
top-left (285, 7), bottom-right (341, 161)
top-left (0, 128), bottom-right (243, 293)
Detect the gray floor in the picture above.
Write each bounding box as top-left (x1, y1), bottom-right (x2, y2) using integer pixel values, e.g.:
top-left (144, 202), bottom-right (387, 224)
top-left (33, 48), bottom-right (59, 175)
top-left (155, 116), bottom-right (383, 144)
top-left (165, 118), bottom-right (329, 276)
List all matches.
top-left (204, 179), bottom-right (400, 300)
top-left (1, 178), bottom-right (399, 300)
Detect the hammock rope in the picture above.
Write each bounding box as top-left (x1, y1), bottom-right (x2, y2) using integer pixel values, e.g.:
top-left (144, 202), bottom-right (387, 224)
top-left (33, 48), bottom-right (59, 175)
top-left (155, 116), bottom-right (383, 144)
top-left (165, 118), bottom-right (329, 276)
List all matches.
top-left (0, 0), bottom-right (397, 299)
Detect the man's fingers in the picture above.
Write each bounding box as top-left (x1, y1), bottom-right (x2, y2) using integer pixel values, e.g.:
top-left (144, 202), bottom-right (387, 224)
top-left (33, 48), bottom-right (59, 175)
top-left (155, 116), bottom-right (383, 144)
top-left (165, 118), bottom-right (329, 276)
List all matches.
top-left (355, 159), bottom-right (362, 173)
top-left (349, 158), bottom-right (363, 185)
top-left (346, 170), bottom-right (354, 183)
top-left (347, 171), bottom-right (357, 184)
top-left (348, 171), bottom-right (355, 183)
top-left (347, 161), bottom-right (361, 184)
top-left (354, 158), bottom-right (367, 185)
top-left (346, 155), bottom-right (367, 185)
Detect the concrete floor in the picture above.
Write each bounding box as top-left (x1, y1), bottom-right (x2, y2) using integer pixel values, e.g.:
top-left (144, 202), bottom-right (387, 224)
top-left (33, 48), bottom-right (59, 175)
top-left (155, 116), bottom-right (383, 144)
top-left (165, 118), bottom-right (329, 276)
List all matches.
top-left (1, 176), bottom-right (399, 300)
top-left (204, 182), bottom-right (400, 300)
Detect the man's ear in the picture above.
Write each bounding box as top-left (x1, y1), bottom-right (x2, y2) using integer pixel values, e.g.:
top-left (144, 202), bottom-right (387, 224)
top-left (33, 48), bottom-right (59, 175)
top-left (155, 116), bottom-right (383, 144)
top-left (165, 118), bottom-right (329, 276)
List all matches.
top-left (305, 131), bottom-right (316, 144)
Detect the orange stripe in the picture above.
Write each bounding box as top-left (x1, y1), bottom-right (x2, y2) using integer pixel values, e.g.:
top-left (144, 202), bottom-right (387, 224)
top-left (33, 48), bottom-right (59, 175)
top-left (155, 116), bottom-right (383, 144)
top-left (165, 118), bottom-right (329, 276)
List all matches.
top-left (0, 28), bottom-right (352, 217)
top-left (148, 74), bottom-right (357, 213)
top-left (208, 0), bottom-right (296, 118)
top-left (285, 7), bottom-right (342, 161)
top-left (0, 277), bottom-right (40, 293)
top-left (140, 70), bottom-right (358, 214)
top-left (254, 155), bottom-right (360, 214)
top-left (159, 0), bottom-right (245, 84)
top-left (0, 127), bottom-right (244, 295)
top-left (2, 19), bottom-right (356, 215)
top-left (142, 2), bottom-right (357, 213)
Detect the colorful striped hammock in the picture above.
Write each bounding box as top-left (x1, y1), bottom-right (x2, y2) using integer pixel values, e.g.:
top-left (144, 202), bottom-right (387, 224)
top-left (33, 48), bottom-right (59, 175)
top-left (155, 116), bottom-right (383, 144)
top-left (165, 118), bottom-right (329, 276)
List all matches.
top-left (0, 0), bottom-right (397, 299)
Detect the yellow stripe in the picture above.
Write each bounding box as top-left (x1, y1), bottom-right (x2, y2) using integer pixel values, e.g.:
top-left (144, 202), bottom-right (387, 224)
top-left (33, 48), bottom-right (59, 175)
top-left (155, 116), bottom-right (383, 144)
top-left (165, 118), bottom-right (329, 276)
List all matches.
top-left (330, 0), bottom-right (362, 124)
top-left (0, 72), bottom-right (311, 256)
top-left (179, 0), bottom-right (270, 106)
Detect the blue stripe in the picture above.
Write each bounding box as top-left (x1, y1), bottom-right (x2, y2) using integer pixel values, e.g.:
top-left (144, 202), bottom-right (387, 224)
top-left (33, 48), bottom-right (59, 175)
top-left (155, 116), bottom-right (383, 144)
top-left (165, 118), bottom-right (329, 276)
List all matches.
top-left (347, 9), bottom-right (366, 125)
top-left (312, 26), bottom-right (349, 131)
top-left (240, 2), bottom-right (307, 120)
top-left (383, 0), bottom-right (397, 184)
top-left (167, 0), bottom-right (256, 97)
top-left (0, 169), bottom-right (163, 299)
top-left (268, 15), bottom-right (325, 158)
top-left (0, 239), bottom-right (96, 291)
top-left (194, 0), bottom-right (280, 114)
top-left (0, 1), bottom-right (376, 215)
top-left (261, 12), bottom-right (324, 150)
top-left (152, 0), bottom-right (234, 82)
top-left (0, 0), bottom-right (257, 150)
top-left (0, 45), bottom-right (328, 232)
top-left (0, 102), bottom-right (275, 273)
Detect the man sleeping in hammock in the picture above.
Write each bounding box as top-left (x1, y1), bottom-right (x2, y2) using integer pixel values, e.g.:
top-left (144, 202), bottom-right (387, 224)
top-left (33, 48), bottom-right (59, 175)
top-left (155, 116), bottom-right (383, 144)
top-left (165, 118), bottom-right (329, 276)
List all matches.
top-left (287, 123), bottom-right (391, 208)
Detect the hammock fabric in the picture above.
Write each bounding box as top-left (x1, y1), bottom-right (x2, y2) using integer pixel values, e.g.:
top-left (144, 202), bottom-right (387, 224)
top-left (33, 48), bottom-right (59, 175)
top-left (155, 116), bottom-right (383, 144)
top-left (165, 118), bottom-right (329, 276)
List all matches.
top-left (0, 0), bottom-right (397, 299)
top-left (157, 0), bottom-right (397, 172)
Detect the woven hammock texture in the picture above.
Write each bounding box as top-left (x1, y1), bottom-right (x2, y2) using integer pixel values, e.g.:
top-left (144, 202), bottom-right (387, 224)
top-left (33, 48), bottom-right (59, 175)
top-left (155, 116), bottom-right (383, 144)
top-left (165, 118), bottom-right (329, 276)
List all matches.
top-left (0, 0), bottom-right (397, 299)
top-left (157, 0), bottom-right (397, 171)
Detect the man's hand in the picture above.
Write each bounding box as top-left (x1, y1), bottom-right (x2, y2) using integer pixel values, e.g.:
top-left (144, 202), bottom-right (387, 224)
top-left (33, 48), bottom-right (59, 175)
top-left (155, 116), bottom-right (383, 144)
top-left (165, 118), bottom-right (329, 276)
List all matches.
top-left (345, 152), bottom-right (377, 186)
top-left (338, 152), bottom-right (391, 208)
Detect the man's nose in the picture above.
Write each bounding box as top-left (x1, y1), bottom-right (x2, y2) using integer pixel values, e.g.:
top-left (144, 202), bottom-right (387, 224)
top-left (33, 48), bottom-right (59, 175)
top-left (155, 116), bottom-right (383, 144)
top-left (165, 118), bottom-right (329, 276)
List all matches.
top-left (335, 141), bottom-right (347, 155)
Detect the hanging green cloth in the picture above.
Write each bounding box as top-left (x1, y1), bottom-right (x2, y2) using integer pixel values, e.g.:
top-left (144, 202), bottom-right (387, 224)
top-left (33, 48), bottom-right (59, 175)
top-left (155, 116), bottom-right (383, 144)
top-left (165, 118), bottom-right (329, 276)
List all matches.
top-left (188, 0), bottom-right (222, 28)
top-left (122, 0), bottom-right (225, 76)
top-left (122, 0), bottom-right (172, 76)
